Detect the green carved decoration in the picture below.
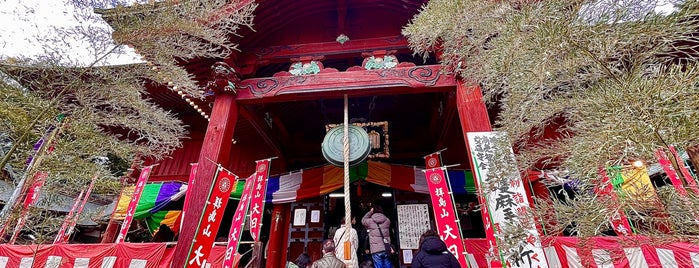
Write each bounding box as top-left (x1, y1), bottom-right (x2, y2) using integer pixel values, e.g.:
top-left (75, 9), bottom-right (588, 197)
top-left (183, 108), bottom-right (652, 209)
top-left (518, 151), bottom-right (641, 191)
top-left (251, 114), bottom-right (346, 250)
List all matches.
top-left (364, 55), bottom-right (398, 70)
top-left (289, 61), bottom-right (321, 76)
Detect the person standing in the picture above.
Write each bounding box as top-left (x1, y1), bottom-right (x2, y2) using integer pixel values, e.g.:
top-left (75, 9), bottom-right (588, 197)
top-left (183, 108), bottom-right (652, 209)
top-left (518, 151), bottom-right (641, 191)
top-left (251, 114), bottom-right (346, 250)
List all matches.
top-left (333, 217), bottom-right (359, 268)
top-left (311, 239), bottom-right (346, 268)
top-left (412, 230), bottom-right (461, 268)
top-left (361, 204), bottom-right (393, 268)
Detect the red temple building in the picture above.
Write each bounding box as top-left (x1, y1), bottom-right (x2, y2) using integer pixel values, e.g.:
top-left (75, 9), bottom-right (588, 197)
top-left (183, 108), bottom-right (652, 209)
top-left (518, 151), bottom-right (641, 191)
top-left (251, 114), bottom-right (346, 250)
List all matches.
top-left (2, 1), bottom-right (699, 268)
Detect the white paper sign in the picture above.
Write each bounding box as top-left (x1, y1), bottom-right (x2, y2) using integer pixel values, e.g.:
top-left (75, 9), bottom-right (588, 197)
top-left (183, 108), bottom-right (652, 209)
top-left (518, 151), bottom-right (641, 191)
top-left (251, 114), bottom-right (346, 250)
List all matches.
top-left (397, 204), bottom-right (431, 249)
top-left (293, 208), bottom-right (307, 226)
top-left (311, 210), bottom-right (320, 223)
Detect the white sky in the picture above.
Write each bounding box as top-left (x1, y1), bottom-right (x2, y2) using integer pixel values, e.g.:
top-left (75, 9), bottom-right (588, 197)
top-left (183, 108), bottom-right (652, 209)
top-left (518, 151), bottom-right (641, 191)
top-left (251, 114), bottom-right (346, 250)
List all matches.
top-left (0, 0), bottom-right (682, 67)
top-left (0, 0), bottom-right (143, 66)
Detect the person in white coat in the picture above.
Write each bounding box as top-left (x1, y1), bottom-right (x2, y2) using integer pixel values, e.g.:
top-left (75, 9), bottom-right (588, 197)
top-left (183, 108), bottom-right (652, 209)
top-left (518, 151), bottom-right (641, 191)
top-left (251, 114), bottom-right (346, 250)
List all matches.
top-left (333, 216), bottom-right (359, 268)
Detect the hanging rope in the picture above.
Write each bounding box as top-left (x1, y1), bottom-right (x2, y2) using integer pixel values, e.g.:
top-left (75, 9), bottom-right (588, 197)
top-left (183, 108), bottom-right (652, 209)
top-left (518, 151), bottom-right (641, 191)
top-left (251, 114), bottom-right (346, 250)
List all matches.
top-left (343, 95), bottom-right (352, 235)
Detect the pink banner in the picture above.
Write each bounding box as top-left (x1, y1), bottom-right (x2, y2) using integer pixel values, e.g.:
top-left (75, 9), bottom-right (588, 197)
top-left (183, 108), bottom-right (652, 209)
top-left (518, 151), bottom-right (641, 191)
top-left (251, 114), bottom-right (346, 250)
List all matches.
top-left (116, 165), bottom-right (153, 243)
top-left (223, 177), bottom-right (255, 268)
top-left (425, 167), bottom-right (469, 268)
top-left (596, 167), bottom-right (633, 236)
top-left (249, 159), bottom-right (271, 241)
top-left (185, 167), bottom-right (237, 268)
top-left (54, 190), bottom-right (85, 244)
top-left (668, 145), bottom-right (699, 195)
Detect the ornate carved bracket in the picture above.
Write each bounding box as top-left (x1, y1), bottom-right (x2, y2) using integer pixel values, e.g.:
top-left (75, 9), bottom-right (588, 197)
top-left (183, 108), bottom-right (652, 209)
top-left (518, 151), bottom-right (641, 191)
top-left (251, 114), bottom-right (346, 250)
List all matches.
top-left (206, 62), bottom-right (241, 96)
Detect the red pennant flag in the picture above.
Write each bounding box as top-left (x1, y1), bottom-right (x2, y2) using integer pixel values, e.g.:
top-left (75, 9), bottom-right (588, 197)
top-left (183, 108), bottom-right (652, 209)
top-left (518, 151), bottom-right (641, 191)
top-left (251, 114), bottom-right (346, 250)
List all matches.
top-left (248, 159), bottom-right (271, 241)
top-left (668, 145), bottom-right (699, 195)
top-left (116, 165), bottom-right (153, 243)
top-left (9, 171), bottom-right (47, 244)
top-left (54, 190), bottom-right (85, 244)
top-left (656, 149), bottom-right (689, 196)
top-left (185, 167), bottom-right (237, 268)
top-left (425, 167), bottom-right (469, 268)
top-left (223, 177), bottom-right (255, 268)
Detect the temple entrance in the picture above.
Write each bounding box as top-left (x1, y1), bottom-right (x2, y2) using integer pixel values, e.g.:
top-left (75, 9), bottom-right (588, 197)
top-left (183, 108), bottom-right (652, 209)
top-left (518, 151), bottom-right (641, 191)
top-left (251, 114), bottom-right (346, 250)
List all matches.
top-left (287, 197), bottom-right (325, 262)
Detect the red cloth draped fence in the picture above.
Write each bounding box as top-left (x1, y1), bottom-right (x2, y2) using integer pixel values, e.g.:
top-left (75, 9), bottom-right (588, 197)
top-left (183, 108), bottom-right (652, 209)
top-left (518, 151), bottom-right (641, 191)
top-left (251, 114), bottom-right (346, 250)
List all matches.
top-left (2, 236), bottom-right (699, 267)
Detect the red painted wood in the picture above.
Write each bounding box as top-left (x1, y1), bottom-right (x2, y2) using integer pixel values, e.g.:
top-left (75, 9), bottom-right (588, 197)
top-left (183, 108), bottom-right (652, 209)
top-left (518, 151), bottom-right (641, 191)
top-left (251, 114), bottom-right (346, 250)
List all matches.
top-left (172, 94), bottom-right (239, 268)
top-left (239, 36), bottom-right (409, 65)
top-left (265, 204), bottom-right (291, 268)
top-left (146, 139), bottom-right (204, 182)
top-left (236, 65), bottom-right (456, 103)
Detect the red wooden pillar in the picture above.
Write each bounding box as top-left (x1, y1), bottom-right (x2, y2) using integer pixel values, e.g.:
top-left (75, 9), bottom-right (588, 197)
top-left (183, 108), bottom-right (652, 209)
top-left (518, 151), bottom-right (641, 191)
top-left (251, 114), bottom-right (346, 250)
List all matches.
top-left (456, 81), bottom-right (503, 267)
top-left (265, 203), bottom-right (291, 268)
top-left (172, 93), bottom-right (239, 268)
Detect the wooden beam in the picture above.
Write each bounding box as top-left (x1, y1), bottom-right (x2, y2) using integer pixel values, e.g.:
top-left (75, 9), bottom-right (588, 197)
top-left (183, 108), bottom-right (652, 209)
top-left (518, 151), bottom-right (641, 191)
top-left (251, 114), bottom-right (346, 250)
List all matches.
top-left (238, 36), bottom-right (409, 65)
top-left (436, 91), bottom-right (458, 149)
top-left (239, 107), bottom-right (286, 162)
top-left (236, 65), bottom-right (456, 104)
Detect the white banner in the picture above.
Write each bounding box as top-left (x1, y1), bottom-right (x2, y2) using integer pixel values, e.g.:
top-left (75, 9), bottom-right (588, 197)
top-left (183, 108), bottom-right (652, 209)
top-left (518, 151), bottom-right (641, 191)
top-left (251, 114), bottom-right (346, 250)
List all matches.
top-left (467, 132), bottom-right (548, 268)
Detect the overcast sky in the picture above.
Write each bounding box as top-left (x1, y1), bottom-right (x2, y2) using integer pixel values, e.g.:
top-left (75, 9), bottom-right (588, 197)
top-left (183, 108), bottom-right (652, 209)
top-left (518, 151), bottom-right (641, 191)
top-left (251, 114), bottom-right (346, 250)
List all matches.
top-left (0, 0), bottom-right (681, 67)
top-left (0, 0), bottom-right (143, 66)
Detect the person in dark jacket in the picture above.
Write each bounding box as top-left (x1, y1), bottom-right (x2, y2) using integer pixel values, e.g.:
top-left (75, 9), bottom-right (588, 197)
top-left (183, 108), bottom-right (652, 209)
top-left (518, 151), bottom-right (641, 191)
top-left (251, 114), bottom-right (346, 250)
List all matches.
top-left (412, 230), bottom-right (460, 268)
top-left (361, 204), bottom-right (393, 268)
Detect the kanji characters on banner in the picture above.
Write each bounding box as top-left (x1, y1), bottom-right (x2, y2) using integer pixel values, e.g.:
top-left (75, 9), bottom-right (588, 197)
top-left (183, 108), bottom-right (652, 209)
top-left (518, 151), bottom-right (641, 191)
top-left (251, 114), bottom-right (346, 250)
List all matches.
top-left (185, 167), bottom-right (237, 268)
top-left (467, 132), bottom-right (549, 268)
top-left (249, 159), bottom-right (272, 241)
top-left (424, 167), bottom-right (469, 268)
top-left (116, 165), bottom-right (153, 243)
top-left (223, 177), bottom-right (255, 268)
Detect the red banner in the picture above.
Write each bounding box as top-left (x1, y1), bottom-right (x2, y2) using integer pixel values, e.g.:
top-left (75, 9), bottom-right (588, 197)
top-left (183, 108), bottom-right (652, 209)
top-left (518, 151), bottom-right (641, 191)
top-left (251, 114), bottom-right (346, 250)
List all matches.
top-left (656, 149), bottom-right (688, 196)
top-left (596, 167), bottom-right (633, 236)
top-left (249, 159), bottom-right (271, 241)
top-left (116, 165), bottom-right (153, 243)
top-left (54, 190), bottom-right (85, 244)
top-left (425, 167), bottom-right (469, 268)
top-left (9, 171), bottom-right (47, 244)
top-left (223, 177), bottom-right (255, 268)
top-left (185, 167), bottom-right (237, 268)
top-left (424, 152), bottom-right (442, 169)
top-left (181, 163), bottom-right (198, 230)
top-left (668, 145), bottom-right (699, 195)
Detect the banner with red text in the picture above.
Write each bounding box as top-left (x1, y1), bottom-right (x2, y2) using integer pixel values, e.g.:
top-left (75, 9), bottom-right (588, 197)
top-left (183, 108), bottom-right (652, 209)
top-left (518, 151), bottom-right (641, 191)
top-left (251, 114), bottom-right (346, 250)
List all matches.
top-left (249, 159), bottom-right (271, 241)
top-left (116, 165), bottom-right (153, 243)
top-left (185, 167), bottom-right (237, 268)
top-left (223, 177), bottom-right (254, 268)
top-left (467, 132), bottom-right (549, 268)
top-left (425, 167), bottom-right (469, 268)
